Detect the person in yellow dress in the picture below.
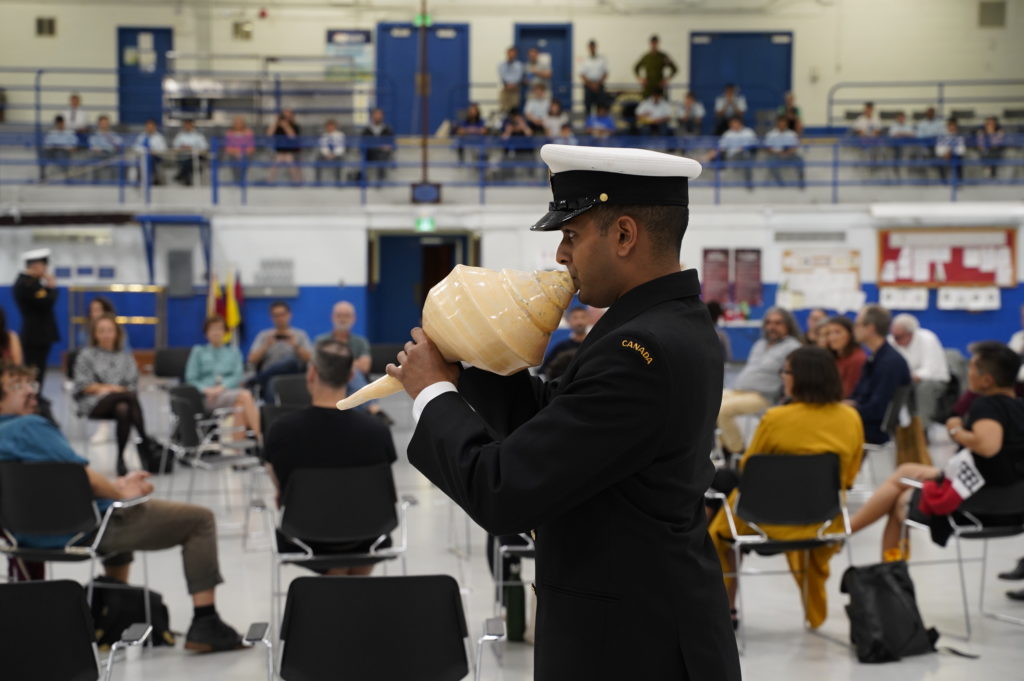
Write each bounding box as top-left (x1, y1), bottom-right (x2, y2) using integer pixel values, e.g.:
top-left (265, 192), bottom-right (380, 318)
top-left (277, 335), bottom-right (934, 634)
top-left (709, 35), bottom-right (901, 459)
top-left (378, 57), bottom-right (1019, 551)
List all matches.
top-left (709, 345), bottom-right (864, 629)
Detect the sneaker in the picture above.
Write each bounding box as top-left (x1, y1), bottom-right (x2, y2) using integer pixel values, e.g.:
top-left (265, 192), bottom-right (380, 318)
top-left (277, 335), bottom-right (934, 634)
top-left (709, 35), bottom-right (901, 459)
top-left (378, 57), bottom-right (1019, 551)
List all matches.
top-left (90, 421), bottom-right (113, 444)
top-left (184, 613), bottom-right (244, 653)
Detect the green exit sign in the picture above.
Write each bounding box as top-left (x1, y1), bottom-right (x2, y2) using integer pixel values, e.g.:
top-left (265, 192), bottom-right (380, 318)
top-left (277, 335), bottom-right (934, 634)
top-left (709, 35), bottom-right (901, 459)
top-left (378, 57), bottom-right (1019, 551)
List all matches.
top-left (413, 13), bottom-right (432, 27)
top-left (415, 216), bottom-right (436, 232)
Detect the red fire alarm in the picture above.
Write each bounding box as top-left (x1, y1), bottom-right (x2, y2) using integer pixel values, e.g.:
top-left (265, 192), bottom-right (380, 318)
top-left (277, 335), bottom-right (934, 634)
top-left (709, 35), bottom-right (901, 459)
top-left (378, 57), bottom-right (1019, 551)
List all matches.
top-left (258, 7), bottom-right (268, 18)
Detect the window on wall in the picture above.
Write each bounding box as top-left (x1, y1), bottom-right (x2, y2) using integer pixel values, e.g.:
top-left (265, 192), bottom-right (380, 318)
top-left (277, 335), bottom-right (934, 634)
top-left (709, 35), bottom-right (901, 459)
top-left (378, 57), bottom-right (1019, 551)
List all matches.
top-left (233, 21), bottom-right (254, 41)
top-left (36, 17), bottom-right (56, 37)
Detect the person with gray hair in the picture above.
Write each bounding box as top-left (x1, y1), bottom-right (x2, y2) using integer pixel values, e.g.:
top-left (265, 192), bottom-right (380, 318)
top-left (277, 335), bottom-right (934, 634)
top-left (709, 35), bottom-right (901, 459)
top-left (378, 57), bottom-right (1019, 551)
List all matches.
top-left (264, 338), bottom-right (397, 575)
top-left (847, 303), bottom-right (911, 443)
top-left (888, 312), bottom-right (950, 422)
top-left (717, 306), bottom-right (803, 452)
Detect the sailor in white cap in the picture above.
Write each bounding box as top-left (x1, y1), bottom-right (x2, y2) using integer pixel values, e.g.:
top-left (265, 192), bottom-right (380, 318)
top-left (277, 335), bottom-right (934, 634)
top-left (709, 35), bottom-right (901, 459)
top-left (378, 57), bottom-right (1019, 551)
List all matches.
top-left (393, 145), bottom-right (740, 680)
top-left (14, 248), bottom-right (60, 386)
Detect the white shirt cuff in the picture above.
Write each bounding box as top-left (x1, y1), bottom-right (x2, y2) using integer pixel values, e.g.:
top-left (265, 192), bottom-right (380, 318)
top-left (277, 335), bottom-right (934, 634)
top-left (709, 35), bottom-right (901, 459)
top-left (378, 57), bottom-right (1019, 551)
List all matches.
top-left (412, 381), bottom-right (458, 423)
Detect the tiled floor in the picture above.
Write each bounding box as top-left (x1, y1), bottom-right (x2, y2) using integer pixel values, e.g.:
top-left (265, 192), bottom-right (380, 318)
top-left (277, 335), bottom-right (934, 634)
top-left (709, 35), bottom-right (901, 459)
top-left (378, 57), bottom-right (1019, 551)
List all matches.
top-left (34, 371), bottom-right (1024, 680)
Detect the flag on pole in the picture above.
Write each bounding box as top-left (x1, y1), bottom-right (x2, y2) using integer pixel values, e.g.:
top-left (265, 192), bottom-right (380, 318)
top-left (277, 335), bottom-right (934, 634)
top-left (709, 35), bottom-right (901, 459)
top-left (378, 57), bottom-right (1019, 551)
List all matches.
top-left (224, 269), bottom-right (243, 344)
top-left (206, 274), bottom-right (223, 319)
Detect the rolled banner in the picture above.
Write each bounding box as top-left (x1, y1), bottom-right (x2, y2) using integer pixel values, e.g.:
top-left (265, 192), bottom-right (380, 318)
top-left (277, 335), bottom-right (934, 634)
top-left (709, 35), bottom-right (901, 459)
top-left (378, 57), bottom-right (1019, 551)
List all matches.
top-left (337, 265), bottom-right (575, 410)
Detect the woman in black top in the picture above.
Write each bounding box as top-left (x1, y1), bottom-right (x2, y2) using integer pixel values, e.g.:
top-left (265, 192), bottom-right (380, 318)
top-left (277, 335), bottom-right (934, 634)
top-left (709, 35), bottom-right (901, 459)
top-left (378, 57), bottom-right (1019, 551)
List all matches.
top-left (266, 108), bottom-right (303, 184)
top-left (850, 341), bottom-right (1024, 561)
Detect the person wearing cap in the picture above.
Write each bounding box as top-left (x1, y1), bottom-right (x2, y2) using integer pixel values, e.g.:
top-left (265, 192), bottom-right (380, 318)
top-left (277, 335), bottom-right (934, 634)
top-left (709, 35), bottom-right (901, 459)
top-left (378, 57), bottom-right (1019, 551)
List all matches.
top-left (13, 249), bottom-right (60, 388)
top-left (392, 145), bottom-right (741, 680)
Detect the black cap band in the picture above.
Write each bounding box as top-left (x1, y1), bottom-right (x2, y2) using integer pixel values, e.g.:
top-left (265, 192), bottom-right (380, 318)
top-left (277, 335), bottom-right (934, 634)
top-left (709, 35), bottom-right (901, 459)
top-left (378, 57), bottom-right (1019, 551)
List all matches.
top-left (532, 170), bottom-right (689, 231)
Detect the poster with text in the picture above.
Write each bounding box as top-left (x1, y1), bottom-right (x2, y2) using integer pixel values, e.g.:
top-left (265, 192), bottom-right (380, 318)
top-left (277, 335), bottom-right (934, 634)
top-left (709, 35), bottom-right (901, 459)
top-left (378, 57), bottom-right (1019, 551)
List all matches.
top-left (702, 248), bottom-right (730, 303)
top-left (325, 29), bottom-right (374, 80)
top-left (733, 249), bottom-right (763, 307)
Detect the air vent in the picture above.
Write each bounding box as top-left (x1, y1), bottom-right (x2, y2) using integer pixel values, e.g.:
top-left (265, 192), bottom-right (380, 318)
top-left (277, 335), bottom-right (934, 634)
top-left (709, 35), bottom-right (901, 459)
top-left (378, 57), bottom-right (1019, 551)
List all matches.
top-left (36, 17), bottom-right (56, 37)
top-left (979, 1), bottom-right (1006, 27)
top-left (774, 231), bottom-right (846, 243)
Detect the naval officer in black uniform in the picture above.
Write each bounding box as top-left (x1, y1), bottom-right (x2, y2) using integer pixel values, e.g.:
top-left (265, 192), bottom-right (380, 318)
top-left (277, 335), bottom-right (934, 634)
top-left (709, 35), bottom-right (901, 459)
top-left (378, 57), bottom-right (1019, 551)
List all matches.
top-left (13, 248), bottom-right (60, 387)
top-left (389, 145), bottom-right (741, 680)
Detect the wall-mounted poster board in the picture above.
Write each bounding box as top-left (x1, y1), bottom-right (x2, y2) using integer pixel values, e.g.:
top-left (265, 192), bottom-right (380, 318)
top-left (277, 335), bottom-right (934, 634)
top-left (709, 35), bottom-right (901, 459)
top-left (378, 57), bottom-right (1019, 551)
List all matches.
top-left (877, 228), bottom-right (1016, 288)
top-left (776, 248), bottom-right (864, 312)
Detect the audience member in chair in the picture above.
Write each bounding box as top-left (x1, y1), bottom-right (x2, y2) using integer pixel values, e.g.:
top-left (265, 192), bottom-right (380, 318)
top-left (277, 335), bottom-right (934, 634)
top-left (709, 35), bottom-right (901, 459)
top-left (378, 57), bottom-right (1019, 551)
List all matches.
top-left (361, 108), bottom-right (394, 181)
top-left (264, 339), bottom-right (397, 575)
top-left (316, 302), bottom-right (391, 424)
top-left (889, 312), bottom-right (951, 423)
top-left (823, 316), bottom-right (866, 398)
top-left (708, 346), bottom-right (864, 629)
top-left (73, 315), bottom-right (158, 476)
top-left (75, 296), bottom-right (131, 350)
top-left (846, 304), bottom-right (911, 444)
top-left (247, 301), bottom-right (312, 402)
top-left (0, 306), bottom-right (23, 366)
top-left (185, 315), bottom-right (261, 441)
top-left (717, 307), bottom-right (802, 454)
top-left (850, 342), bottom-right (1024, 562)
top-left (539, 306), bottom-right (589, 377)
top-left (0, 363), bottom-right (244, 652)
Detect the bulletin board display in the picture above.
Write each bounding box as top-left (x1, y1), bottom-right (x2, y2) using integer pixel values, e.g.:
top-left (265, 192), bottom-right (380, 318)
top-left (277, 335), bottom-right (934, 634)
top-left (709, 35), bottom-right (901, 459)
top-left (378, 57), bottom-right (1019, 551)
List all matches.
top-left (877, 228), bottom-right (1016, 288)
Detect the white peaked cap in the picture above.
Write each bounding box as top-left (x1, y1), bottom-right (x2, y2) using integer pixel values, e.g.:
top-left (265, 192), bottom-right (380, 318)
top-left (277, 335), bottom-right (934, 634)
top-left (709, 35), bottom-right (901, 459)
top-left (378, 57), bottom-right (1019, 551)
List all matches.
top-left (540, 144), bottom-right (702, 179)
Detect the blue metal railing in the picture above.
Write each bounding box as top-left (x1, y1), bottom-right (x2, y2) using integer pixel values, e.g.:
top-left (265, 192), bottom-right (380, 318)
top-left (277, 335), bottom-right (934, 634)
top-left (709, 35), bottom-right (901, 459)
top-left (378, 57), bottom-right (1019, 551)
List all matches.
top-left (827, 79), bottom-right (1024, 127)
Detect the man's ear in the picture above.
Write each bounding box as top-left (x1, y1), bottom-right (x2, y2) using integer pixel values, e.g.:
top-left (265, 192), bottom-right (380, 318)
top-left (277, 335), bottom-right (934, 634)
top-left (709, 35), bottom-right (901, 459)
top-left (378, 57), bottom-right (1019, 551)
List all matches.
top-left (614, 215), bottom-right (640, 257)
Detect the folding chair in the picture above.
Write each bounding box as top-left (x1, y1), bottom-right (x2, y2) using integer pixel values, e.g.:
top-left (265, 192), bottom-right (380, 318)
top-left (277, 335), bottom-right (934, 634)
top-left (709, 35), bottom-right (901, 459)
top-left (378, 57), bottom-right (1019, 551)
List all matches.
top-left (270, 464), bottom-right (416, 642)
top-left (268, 373), bottom-right (310, 407)
top-left (706, 452), bottom-right (852, 651)
top-left (249, 575), bottom-right (503, 681)
top-left (161, 384), bottom-right (261, 503)
top-left (0, 580), bottom-right (150, 681)
top-left (148, 346), bottom-right (193, 437)
top-left (902, 477), bottom-right (1024, 640)
top-left (0, 460), bottom-right (152, 616)
top-left (239, 404), bottom-right (303, 551)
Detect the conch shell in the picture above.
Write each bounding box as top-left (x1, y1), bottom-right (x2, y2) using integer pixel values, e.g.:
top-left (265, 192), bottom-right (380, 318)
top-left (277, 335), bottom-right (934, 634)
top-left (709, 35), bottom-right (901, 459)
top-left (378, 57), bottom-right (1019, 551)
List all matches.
top-left (337, 265), bottom-right (576, 410)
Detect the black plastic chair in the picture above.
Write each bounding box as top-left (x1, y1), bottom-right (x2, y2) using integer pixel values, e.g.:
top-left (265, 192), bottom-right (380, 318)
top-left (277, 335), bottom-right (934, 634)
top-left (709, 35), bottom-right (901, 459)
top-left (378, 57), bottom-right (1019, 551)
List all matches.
top-left (0, 580), bottom-right (150, 681)
top-left (903, 477), bottom-right (1024, 640)
top-left (0, 461), bottom-right (150, 605)
top-left (269, 373), bottom-right (310, 406)
top-left (271, 464), bottom-right (416, 641)
top-left (252, 575), bottom-right (503, 681)
top-left (153, 347), bottom-right (192, 383)
top-left (706, 453), bottom-right (851, 649)
top-left (370, 342), bottom-right (403, 377)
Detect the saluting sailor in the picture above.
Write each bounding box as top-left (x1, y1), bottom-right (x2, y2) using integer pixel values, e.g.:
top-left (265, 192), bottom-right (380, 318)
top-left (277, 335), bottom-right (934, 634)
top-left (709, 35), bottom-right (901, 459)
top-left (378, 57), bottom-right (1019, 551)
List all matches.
top-left (389, 145), bottom-right (741, 680)
top-left (13, 248), bottom-right (60, 388)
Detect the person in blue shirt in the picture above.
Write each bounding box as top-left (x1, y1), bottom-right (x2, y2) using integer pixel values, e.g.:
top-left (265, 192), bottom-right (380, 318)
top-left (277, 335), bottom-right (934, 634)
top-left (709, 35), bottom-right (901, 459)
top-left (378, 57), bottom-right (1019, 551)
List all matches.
top-left (0, 363), bottom-right (244, 652)
top-left (88, 114), bottom-right (123, 182)
top-left (847, 303), bottom-right (911, 444)
top-left (41, 115), bottom-right (78, 181)
top-left (185, 315), bottom-right (261, 440)
top-left (585, 103), bottom-right (617, 141)
top-left (540, 306), bottom-right (590, 377)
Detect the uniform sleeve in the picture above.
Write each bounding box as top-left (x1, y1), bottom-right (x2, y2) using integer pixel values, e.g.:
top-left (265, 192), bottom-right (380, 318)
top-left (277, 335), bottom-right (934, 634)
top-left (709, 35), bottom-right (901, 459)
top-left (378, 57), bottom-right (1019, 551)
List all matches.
top-left (14, 277), bottom-right (56, 312)
top-left (456, 367), bottom-right (550, 438)
top-left (408, 334), bottom-right (670, 535)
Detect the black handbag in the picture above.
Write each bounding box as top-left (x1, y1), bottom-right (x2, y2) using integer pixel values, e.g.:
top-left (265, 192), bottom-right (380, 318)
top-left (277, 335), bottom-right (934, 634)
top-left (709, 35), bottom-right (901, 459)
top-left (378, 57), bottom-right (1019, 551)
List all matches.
top-left (90, 576), bottom-right (176, 650)
top-left (840, 561), bottom-right (937, 663)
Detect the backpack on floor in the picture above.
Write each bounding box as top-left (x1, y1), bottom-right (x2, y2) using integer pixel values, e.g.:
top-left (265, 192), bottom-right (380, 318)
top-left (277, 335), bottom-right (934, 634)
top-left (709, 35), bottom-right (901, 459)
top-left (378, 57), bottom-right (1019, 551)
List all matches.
top-left (840, 561), bottom-right (937, 663)
top-left (90, 576), bottom-right (176, 650)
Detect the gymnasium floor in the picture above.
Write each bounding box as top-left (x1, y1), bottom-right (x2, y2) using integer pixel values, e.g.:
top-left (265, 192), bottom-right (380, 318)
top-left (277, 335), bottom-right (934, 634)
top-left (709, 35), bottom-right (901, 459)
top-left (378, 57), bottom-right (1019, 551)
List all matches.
top-left (38, 370), bottom-right (1024, 680)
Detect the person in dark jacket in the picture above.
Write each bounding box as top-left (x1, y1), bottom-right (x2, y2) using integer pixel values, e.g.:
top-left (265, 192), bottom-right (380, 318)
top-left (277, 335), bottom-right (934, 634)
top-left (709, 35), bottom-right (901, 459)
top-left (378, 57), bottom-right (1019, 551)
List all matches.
top-left (847, 303), bottom-right (911, 444)
top-left (387, 144), bottom-right (741, 681)
top-left (13, 248), bottom-right (59, 389)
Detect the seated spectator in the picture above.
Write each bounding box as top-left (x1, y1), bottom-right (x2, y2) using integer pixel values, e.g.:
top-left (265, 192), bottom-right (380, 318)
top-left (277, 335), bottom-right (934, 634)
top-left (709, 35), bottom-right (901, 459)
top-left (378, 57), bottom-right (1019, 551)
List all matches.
top-left (131, 119), bottom-right (168, 185)
top-left (540, 307), bottom-right (589, 377)
top-left (850, 342), bottom-right (1024, 561)
top-left (315, 119), bottom-right (346, 185)
top-left (171, 119), bottom-right (208, 186)
top-left (677, 91), bottom-right (705, 136)
top-left (63, 92), bottom-right (90, 145)
top-left (636, 88), bottom-right (674, 136)
top-left (523, 83), bottom-right (552, 133)
top-left (73, 315), bottom-right (157, 476)
top-left (500, 110), bottom-right (535, 166)
top-left (718, 307), bottom-right (803, 453)
top-left (935, 118), bottom-right (966, 183)
top-left (975, 116), bottom-right (1006, 179)
top-left (315, 302), bottom-right (392, 425)
top-left (846, 304), bottom-right (911, 444)
top-left (706, 116), bottom-right (757, 191)
top-left (803, 308), bottom-right (828, 346)
top-left (776, 91), bottom-right (803, 135)
top-left (0, 306), bottom-right (24, 367)
top-left (889, 313), bottom-right (951, 422)
top-left (184, 315), bottom-right (261, 440)
top-left (454, 102), bottom-right (488, 163)
top-left (551, 123), bottom-right (578, 146)
top-left (585, 103), bottom-right (617, 139)
top-left (267, 108), bottom-right (303, 185)
top-left (41, 115), bottom-right (77, 180)
top-left (706, 301), bottom-right (731, 362)
top-left (223, 115), bottom-right (255, 185)
top-left (887, 112), bottom-right (917, 176)
top-left (709, 346), bottom-right (864, 629)
top-left (824, 316), bottom-right (867, 398)
top-left (764, 115), bottom-right (804, 188)
top-left (361, 108), bottom-right (394, 182)
top-left (916, 106), bottom-right (946, 138)
top-left (75, 296), bottom-right (130, 351)
top-left (543, 100), bottom-right (570, 139)
top-left (714, 83), bottom-right (747, 136)
top-left (852, 101), bottom-right (882, 137)
top-left (264, 340), bottom-right (397, 575)
top-left (88, 115), bottom-right (122, 182)
top-left (1010, 304), bottom-right (1024, 385)
top-left (0, 363), bottom-right (244, 652)
top-left (247, 301), bottom-right (312, 402)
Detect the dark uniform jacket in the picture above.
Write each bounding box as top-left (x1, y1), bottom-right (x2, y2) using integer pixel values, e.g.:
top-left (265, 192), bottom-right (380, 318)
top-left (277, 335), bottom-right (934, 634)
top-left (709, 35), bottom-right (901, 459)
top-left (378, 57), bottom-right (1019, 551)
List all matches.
top-left (409, 269), bottom-right (741, 681)
top-left (13, 273), bottom-right (59, 346)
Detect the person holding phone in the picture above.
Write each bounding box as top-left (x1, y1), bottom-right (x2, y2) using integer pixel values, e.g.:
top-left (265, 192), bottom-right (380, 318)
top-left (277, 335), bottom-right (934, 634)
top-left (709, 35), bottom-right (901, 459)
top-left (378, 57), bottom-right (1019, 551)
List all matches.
top-left (247, 300), bottom-right (312, 402)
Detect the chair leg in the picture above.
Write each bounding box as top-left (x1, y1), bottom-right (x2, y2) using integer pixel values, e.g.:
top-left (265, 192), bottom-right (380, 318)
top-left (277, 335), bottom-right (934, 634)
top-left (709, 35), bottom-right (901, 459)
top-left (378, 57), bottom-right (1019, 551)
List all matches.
top-left (734, 545), bottom-right (745, 655)
top-left (142, 553), bottom-right (152, 648)
top-left (953, 533), bottom-right (973, 640)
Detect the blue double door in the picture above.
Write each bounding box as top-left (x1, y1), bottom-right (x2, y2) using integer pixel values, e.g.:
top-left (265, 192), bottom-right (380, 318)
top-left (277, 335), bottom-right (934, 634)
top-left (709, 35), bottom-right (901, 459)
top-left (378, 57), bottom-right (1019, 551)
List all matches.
top-left (515, 23), bottom-right (574, 111)
top-left (117, 27), bottom-right (174, 125)
top-left (689, 32), bottom-right (793, 134)
top-left (376, 23), bottom-right (469, 135)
